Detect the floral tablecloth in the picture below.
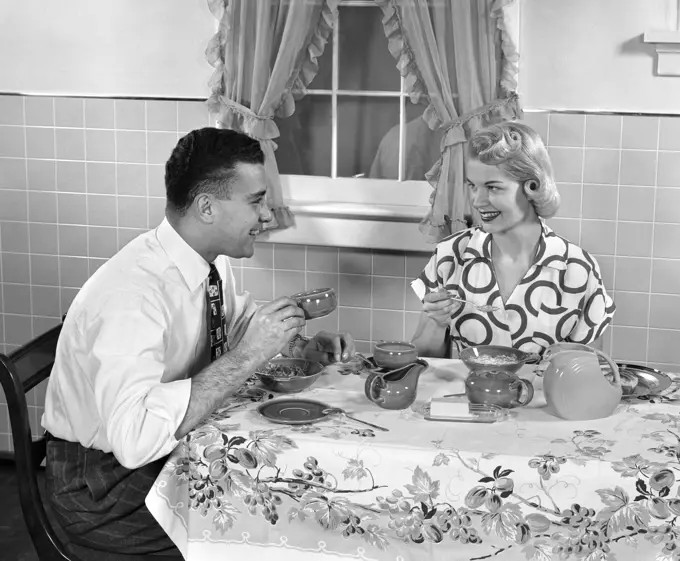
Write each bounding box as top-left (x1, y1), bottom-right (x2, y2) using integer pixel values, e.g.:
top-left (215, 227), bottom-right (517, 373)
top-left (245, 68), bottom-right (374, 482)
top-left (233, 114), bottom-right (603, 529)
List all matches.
top-left (146, 359), bottom-right (680, 561)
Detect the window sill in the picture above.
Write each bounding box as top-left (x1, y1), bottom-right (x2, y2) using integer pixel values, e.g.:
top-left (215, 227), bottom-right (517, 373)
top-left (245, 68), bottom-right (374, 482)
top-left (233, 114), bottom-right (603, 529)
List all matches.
top-left (261, 175), bottom-right (436, 252)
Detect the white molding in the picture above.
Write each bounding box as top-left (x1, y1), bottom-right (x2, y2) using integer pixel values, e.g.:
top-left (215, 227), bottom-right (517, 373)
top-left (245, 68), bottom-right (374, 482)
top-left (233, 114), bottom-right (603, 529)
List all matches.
top-left (643, 30), bottom-right (680, 76)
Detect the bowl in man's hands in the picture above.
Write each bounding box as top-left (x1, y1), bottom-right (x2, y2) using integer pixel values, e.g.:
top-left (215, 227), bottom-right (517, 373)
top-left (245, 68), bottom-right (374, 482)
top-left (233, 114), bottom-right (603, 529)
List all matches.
top-left (291, 288), bottom-right (337, 319)
top-left (255, 358), bottom-right (324, 393)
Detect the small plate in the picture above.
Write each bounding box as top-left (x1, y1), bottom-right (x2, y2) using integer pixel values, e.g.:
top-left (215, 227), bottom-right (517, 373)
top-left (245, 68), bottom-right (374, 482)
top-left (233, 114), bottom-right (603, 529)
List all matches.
top-left (618, 363), bottom-right (672, 396)
top-left (257, 398), bottom-right (333, 425)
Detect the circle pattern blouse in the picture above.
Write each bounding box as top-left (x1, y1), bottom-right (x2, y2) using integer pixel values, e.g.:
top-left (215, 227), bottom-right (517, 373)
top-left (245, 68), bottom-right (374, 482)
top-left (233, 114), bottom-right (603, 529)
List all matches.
top-left (410, 222), bottom-right (616, 356)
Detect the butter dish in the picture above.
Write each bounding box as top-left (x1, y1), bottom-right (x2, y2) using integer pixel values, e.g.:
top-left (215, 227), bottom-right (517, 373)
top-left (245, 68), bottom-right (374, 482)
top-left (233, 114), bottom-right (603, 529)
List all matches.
top-left (424, 397), bottom-right (507, 423)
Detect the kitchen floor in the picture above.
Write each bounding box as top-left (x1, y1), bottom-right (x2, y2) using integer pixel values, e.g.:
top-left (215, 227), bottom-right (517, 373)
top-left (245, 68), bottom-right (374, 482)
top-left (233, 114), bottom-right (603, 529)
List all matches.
top-left (0, 462), bottom-right (40, 561)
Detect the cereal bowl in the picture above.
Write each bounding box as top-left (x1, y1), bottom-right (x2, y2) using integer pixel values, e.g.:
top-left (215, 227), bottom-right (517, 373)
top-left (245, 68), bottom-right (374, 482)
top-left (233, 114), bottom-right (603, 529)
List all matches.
top-left (255, 358), bottom-right (324, 393)
top-left (291, 288), bottom-right (337, 320)
top-left (460, 345), bottom-right (539, 375)
top-left (373, 341), bottom-right (419, 370)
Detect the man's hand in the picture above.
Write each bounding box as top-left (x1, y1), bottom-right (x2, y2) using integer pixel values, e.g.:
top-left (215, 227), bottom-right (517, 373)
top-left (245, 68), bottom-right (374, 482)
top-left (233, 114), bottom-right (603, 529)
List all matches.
top-left (237, 297), bottom-right (306, 364)
top-left (302, 330), bottom-right (355, 365)
top-left (423, 287), bottom-right (461, 327)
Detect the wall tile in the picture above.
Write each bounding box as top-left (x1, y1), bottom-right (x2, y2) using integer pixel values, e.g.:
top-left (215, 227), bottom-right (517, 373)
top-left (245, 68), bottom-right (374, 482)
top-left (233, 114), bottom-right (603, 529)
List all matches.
top-left (148, 197), bottom-right (165, 228)
top-left (31, 285), bottom-right (61, 317)
top-left (58, 257), bottom-right (89, 288)
top-left (85, 98), bottom-right (114, 129)
top-left (4, 314), bottom-right (32, 346)
top-left (147, 100), bottom-right (177, 132)
top-left (85, 129), bottom-right (115, 161)
top-left (619, 150), bottom-right (656, 186)
top-left (618, 186), bottom-right (654, 222)
top-left (307, 246), bottom-right (338, 272)
top-left (147, 164), bottom-right (165, 197)
top-left (116, 163), bottom-right (146, 196)
top-left (0, 190), bottom-right (28, 221)
top-left (0, 126), bottom-right (25, 157)
top-left (548, 147), bottom-right (583, 183)
top-left (31, 254), bottom-right (59, 286)
top-left (657, 152), bottom-right (680, 187)
top-left (86, 162), bottom-right (116, 194)
top-left (58, 225), bottom-right (88, 257)
top-left (648, 329), bottom-right (680, 364)
top-left (405, 253), bottom-right (429, 279)
top-left (55, 128), bottom-right (85, 160)
top-left (371, 310), bottom-right (404, 342)
top-left (56, 161), bottom-right (86, 193)
top-left (117, 196), bottom-right (148, 229)
top-left (614, 257), bottom-right (651, 292)
top-left (178, 101), bottom-right (210, 133)
top-left (115, 131), bottom-right (146, 163)
top-left (581, 219), bottom-right (616, 255)
top-left (26, 127), bottom-right (55, 159)
top-left (659, 117), bottom-right (680, 151)
top-left (3, 283), bottom-right (31, 315)
top-left (0, 221), bottom-right (29, 253)
top-left (649, 294), bottom-right (680, 330)
top-left (621, 116), bottom-right (659, 150)
top-left (616, 221), bottom-right (653, 257)
top-left (2, 253), bottom-right (30, 284)
top-left (54, 98), bottom-right (84, 128)
top-left (654, 224), bottom-right (680, 259)
top-left (372, 276), bottom-right (405, 310)
top-left (581, 184), bottom-right (618, 220)
top-left (585, 114), bottom-right (621, 148)
top-left (373, 252), bottom-right (405, 277)
top-left (88, 227), bottom-right (118, 259)
top-left (306, 272), bottom-right (339, 294)
top-left (118, 228), bottom-right (146, 250)
top-left (57, 193), bottom-right (87, 225)
top-left (0, 158), bottom-right (26, 190)
top-left (583, 149), bottom-right (619, 184)
top-left (652, 259), bottom-right (680, 295)
top-left (29, 223), bottom-right (58, 255)
top-left (594, 254), bottom-right (615, 292)
top-left (339, 248), bottom-right (372, 275)
top-left (611, 326), bottom-right (648, 362)
top-left (115, 100), bottom-right (145, 130)
top-left (24, 97), bottom-right (52, 126)
top-left (87, 195), bottom-right (117, 227)
top-left (243, 243), bottom-right (273, 269)
top-left (33, 316), bottom-right (59, 337)
top-left (404, 311), bottom-right (420, 340)
top-left (27, 191), bottom-right (56, 223)
top-left (307, 309), bottom-right (339, 335)
top-left (60, 287), bottom-right (79, 312)
top-left (273, 270), bottom-right (305, 298)
top-left (555, 183), bottom-right (581, 218)
top-left (242, 268), bottom-right (274, 301)
top-left (339, 274), bottom-right (371, 307)
top-left (519, 113), bottom-right (549, 142)
top-left (274, 244), bottom-right (306, 270)
top-left (655, 188), bottom-right (680, 223)
top-left (612, 291), bottom-right (649, 327)
top-left (0, 95), bottom-right (26, 125)
top-left (338, 307), bottom-right (371, 340)
top-left (147, 131), bottom-right (177, 164)
top-left (27, 159), bottom-right (56, 191)
top-left (548, 113), bottom-right (584, 147)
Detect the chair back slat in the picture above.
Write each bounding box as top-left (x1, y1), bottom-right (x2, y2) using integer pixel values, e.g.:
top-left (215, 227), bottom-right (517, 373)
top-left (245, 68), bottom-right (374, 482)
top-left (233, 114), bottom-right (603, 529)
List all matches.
top-left (0, 323), bottom-right (71, 561)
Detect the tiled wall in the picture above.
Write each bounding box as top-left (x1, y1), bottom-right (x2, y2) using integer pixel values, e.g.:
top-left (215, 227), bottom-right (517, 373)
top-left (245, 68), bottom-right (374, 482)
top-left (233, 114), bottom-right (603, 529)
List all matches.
top-left (0, 94), bottom-right (680, 451)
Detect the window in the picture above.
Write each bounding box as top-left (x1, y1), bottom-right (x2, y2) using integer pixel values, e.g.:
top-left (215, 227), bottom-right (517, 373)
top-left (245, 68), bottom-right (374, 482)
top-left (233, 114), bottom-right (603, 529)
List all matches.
top-left (271, 1), bottom-right (434, 251)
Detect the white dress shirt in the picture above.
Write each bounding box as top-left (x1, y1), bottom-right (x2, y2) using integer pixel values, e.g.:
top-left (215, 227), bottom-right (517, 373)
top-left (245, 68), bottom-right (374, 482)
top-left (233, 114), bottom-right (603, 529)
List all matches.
top-left (42, 218), bottom-right (254, 469)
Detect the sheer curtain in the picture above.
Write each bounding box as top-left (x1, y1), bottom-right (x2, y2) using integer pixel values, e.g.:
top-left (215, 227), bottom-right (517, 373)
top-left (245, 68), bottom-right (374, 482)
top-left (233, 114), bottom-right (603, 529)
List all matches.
top-left (205, 0), bottom-right (339, 231)
top-left (376, 0), bottom-right (521, 241)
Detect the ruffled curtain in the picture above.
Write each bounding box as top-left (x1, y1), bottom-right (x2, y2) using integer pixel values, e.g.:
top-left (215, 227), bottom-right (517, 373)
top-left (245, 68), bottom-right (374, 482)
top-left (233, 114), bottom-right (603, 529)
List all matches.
top-left (375, 0), bottom-right (521, 242)
top-left (206, 0), bottom-right (339, 231)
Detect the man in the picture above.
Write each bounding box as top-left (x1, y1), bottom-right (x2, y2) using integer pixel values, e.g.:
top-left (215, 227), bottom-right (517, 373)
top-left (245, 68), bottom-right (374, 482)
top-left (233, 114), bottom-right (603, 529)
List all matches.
top-left (42, 128), bottom-right (354, 557)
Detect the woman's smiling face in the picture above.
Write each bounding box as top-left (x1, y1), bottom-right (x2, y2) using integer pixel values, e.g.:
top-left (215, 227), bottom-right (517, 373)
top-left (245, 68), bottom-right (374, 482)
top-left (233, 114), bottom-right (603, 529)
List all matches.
top-left (466, 157), bottom-right (536, 234)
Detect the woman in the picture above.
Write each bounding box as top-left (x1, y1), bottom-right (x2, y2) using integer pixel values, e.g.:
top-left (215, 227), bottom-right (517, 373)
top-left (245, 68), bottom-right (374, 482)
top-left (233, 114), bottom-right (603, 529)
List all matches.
top-left (411, 122), bottom-right (615, 358)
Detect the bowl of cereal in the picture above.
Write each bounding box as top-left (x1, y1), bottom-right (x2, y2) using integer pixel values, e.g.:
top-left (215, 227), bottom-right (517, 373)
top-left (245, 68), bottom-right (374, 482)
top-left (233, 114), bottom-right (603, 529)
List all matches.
top-left (460, 345), bottom-right (539, 375)
top-left (255, 358), bottom-right (325, 393)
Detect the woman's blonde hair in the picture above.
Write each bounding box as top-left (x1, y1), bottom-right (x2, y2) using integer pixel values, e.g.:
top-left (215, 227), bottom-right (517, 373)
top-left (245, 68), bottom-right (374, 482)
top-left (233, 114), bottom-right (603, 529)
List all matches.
top-left (468, 121), bottom-right (560, 219)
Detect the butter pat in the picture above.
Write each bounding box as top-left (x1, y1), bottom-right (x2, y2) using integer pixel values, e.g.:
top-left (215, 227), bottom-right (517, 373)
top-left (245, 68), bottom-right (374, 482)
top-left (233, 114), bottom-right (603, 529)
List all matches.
top-left (429, 398), bottom-right (475, 419)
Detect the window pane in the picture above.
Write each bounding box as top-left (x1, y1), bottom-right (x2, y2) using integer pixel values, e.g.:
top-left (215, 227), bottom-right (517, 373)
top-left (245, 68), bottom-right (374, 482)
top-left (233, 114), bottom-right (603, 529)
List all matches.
top-left (338, 7), bottom-right (400, 92)
top-left (275, 95), bottom-right (332, 177)
top-left (308, 38), bottom-right (333, 91)
top-left (338, 96), bottom-right (399, 179)
top-left (402, 102), bottom-right (444, 181)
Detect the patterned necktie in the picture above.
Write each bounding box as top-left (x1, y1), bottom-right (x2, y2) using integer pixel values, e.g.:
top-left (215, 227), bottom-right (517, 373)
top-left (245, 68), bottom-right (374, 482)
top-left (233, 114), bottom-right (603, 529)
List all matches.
top-left (207, 264), bottom-right (228, 361)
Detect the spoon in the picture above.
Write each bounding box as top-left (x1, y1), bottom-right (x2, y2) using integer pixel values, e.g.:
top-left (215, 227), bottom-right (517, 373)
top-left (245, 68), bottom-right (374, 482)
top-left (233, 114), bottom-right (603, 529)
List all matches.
top-left (322, 407), bottom-right (389, 432)
top-left (447, 292), bottom-right (499, 313)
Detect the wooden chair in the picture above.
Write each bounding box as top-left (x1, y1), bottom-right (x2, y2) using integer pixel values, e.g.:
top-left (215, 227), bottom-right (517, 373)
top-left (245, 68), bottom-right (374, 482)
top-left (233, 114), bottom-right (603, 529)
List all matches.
top-left (0, 323), bottom-right (179, 561)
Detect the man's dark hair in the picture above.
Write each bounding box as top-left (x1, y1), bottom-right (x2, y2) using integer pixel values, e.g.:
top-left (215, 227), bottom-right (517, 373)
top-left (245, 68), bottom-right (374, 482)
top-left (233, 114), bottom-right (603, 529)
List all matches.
top-left (165, 127), bottom-right (264, 215)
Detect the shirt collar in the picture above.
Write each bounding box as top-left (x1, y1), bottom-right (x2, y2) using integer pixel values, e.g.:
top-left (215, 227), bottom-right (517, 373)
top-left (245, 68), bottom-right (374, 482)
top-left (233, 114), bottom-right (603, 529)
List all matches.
top-left (462, 220), bottom-right (568, 271)
top-left (156, 218), bottom-right (211, 292)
